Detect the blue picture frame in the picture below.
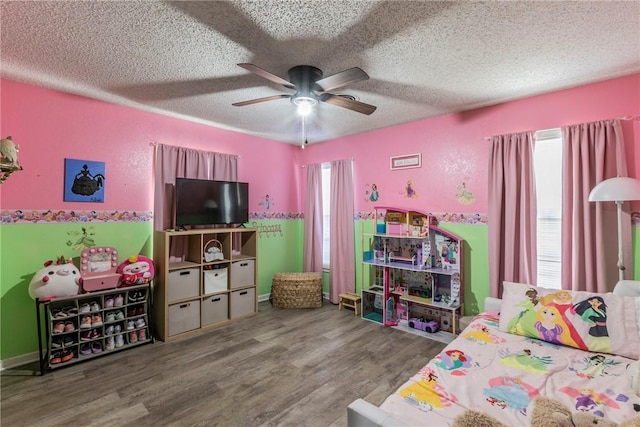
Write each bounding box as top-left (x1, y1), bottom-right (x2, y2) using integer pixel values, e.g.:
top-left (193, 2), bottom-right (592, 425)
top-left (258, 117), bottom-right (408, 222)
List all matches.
top-left (64, 158), bottom-right (105, 203)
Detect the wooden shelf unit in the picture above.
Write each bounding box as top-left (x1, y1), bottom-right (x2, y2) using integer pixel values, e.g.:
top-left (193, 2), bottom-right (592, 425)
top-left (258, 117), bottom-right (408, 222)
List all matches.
top-left (153, 228), bottom-right (258, 341)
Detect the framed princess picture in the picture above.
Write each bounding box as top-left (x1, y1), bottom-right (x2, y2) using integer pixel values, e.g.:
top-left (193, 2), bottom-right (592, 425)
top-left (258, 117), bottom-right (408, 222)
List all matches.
top-left (64, 158), bottom-right (105, 203)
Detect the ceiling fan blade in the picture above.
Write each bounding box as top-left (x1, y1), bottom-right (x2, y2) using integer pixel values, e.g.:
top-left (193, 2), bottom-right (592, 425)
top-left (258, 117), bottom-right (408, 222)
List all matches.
top-left (315, 67), bottom-right (369, 92)
top-left (237, 63), bottom-right (295, 89)
top-left (320, 93), bottom-right (377, 115)
top-left (232, 94), bottom-right (291, 107)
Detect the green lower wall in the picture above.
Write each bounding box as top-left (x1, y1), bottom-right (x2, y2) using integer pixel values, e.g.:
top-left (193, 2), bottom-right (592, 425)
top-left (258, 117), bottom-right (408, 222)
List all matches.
top-left (0, 220), bottom-right (303, 361)
top-left (356, 221), bottom-right (640, 317)
top-left (0, 222), bottom-right (154, 361)
top-left (1, 219), bottom-right (638, 361)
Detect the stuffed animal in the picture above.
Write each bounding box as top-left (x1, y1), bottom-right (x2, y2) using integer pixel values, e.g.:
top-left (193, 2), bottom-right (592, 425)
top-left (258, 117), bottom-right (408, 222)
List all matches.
top-left (116, 255), bottom-right (154, 287)
top-left (453, 397), bottom-right (640, 427)
top-left (0, 136), bottom-right (19, 167)
top-left (28, 256), bottom-right (82, 300)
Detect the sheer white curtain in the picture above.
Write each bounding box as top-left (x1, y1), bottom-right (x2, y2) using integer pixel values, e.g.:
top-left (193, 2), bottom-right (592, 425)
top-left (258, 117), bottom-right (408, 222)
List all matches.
top-left (153, 143), bottom-right (238, 231)
top-left (329, 159), bottom-right (355, 304)
top-left (303, 163), bottom-right (323, 272)
top-left (562, 119), bottom-right (630, 293)
top-left (488, 132), bottom-right (537, 298)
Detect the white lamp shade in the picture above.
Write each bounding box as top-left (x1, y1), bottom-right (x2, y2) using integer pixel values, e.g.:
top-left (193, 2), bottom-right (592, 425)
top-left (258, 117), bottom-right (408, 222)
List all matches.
top-left (588, 177), bottom-right (640, 202)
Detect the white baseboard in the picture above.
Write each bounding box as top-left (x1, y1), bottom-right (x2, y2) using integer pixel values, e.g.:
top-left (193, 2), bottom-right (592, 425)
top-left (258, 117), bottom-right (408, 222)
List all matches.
top-left (1, 351), bottom-right (40, 371)
top-left (258, 293), bottom-right (271, 302)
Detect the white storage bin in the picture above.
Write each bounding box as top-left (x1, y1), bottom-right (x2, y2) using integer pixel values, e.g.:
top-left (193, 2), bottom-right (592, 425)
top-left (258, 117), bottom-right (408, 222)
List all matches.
top-left (168, 299), bottom-right (200, 336)
top-left (230, 288), bottom-right (255, 319)
top-left (202, 294), bottom-right (228, 326)
top-left (203, 267), bottom-right (228, 294)
top-left (230, 260), bottom-right (255, 289)
top-left (168, 268), bottom-right (200, 302)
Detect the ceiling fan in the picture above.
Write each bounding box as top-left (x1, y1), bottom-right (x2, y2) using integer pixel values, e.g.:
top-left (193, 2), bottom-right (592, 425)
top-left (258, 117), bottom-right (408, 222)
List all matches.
top-left (232, 63), bottom-right (377, 115)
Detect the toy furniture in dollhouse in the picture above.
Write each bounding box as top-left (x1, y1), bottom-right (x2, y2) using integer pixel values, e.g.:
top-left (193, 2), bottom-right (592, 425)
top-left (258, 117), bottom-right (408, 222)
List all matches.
top-left (78, 246), bottom-right (121, 292)
top-left (361, 206), bottom-right (464, 341)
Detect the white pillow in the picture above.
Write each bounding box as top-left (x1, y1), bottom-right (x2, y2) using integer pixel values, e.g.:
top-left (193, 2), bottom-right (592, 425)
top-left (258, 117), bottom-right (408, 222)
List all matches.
top-left (613, 280), bottom-right (640, 297)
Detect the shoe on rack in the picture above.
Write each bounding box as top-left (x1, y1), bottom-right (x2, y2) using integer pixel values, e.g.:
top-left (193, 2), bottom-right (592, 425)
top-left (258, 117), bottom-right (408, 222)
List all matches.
top-left (115, 311), bottom-right (125, 321)
top-left (114, 324), bottom-right (122, 334)
top-left (127, 320), bottom-right (135, 330)
top-left (105, 311), bottom-right (116, 323)
top-left (137, 292), bottom-right (146, 302)
top-left (51, 309), bottom-right (67, 319)
top-left (115, 334), bottom-right (124, 348)
top-left (105, 336), bottom-right (115, 350)
top-left (50, 351), bottom-right (63, 364)
top-left (80, 343), bottom-right (92, 355)
top-left (136, 307), bottom-right (145, 316)
top-left (135, 318), bottom-right (146, 328)
top-left (127, 308), bottom-right (136, 317)
top-left (105, 297), bottom-right (114, 308)
top-left (80, 330), bottom-right (92, 341)
top-left (79, 302), bottom-right (91, 313)
top-left (63, 336), bottom-right (76, 346)
top-left (114, 294), bottom-right (124, 307)
top-left (92, 314), bottom-right (103, 327)
top-left (127, 291), bottom-right (138, 303)
top-left (105, 325), bottom-right (114, 335)
top-left (130, 330), bottom-right (138, 343)
top-left (90, 301), bottom-right (101, 312)
top-left (64, 321), bottom-right (75, 332)
top-left (80, 315), bottom-right (92, 329)
top-left (51, 338), bottom-right (63, 348)
top-left (90, 329), bottom-right (101, 340)
top-left (52, 322), bottom-right (65, 334)
top-left (139, 329), bottom-right (146, 341)
top-left (61, 350), bottom-right (74, 363)
top-left (91, 342), bottom-right (102, 354)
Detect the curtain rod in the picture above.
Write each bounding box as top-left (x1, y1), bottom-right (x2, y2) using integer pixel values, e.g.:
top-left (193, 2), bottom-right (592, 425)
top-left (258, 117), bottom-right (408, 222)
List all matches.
top-left (482, 115), bottom-right (640, 141)
top-left (301, 158), bottom-right (354, 167)
top-left (149, 141), bottom-right (240, 158)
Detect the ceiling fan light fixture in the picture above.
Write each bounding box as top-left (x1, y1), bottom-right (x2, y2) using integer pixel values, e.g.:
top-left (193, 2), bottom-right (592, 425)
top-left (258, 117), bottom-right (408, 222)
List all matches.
top-left (293, 96), bottom-right (316, 116)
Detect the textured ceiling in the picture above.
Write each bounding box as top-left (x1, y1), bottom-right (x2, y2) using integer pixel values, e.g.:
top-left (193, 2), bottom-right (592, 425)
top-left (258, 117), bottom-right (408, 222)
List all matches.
top-left (2, 1), bottom-right (639, 145)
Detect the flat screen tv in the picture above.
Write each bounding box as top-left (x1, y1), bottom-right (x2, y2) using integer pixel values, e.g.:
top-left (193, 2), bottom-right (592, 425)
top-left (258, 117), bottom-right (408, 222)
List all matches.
top-left (175, 178), bottom-right (249, 227)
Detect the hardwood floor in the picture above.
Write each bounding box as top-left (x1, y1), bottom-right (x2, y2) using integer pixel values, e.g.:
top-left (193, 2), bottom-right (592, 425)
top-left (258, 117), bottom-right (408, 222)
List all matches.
top-left (1, 301), bottom-right (447, 426)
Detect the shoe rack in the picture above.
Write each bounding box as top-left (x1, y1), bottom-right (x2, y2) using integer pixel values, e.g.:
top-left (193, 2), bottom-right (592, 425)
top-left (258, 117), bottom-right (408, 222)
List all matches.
top-left (35, 283), bottom-right (153, 374)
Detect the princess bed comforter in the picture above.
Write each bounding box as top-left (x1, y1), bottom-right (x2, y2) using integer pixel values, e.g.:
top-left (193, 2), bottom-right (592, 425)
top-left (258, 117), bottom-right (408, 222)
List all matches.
top-left (347, 281), bottom-right (640, 427)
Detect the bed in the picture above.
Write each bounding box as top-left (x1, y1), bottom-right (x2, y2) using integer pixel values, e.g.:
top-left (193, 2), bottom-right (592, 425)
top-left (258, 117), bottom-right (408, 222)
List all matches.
top-left (348, 280), bottom-right (640, 427)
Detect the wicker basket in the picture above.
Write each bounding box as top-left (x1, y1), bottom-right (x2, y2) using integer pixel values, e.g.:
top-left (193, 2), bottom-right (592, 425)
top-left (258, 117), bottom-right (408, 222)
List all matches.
top-left (203, 239), bottom-right (224, 262)
top-left (271, 272), bottom-right (323, 309)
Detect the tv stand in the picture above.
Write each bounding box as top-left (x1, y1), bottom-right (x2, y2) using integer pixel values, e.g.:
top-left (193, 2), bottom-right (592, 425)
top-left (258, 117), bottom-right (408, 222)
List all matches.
top-left (153, 227), bottom-right (257, 341)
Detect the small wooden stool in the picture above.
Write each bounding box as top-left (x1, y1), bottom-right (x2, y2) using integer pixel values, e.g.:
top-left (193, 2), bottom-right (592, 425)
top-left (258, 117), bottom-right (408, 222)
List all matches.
top-left (338, 292), bottom-right (361, 316)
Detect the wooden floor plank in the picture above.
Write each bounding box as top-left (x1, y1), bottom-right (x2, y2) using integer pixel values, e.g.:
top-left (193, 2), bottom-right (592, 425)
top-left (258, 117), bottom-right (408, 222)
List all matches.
top-left (1, 301), bottom-right (446, 426)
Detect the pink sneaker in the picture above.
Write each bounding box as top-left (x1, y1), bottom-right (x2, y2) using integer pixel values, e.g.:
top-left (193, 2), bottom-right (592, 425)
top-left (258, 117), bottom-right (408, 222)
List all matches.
top-left (80, 315), bottom-right (92, 329)
top-left (139, 329), bottom-right (146, 340)
top-left (114, 294), bottom-right (124, 307)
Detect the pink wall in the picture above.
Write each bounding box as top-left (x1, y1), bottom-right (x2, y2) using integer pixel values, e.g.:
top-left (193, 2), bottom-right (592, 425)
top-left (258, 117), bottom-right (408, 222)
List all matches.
top-left (299, 73), bottom-right (640, 214)
top-left (0, 79), bottom-right (300, 213)
top-left (1, 73), bottom-right (638, 216)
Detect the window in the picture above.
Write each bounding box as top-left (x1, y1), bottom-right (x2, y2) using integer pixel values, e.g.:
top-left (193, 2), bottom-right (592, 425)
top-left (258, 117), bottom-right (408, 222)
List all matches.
top-left (321, 163), bottom-right (331, 268)
top-left (533, 129), bottom-right (563, 289)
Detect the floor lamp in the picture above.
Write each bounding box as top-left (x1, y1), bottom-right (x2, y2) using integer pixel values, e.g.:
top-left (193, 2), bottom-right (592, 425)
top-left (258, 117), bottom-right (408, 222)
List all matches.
top-left (588, 177), bottom-right (640, 281)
